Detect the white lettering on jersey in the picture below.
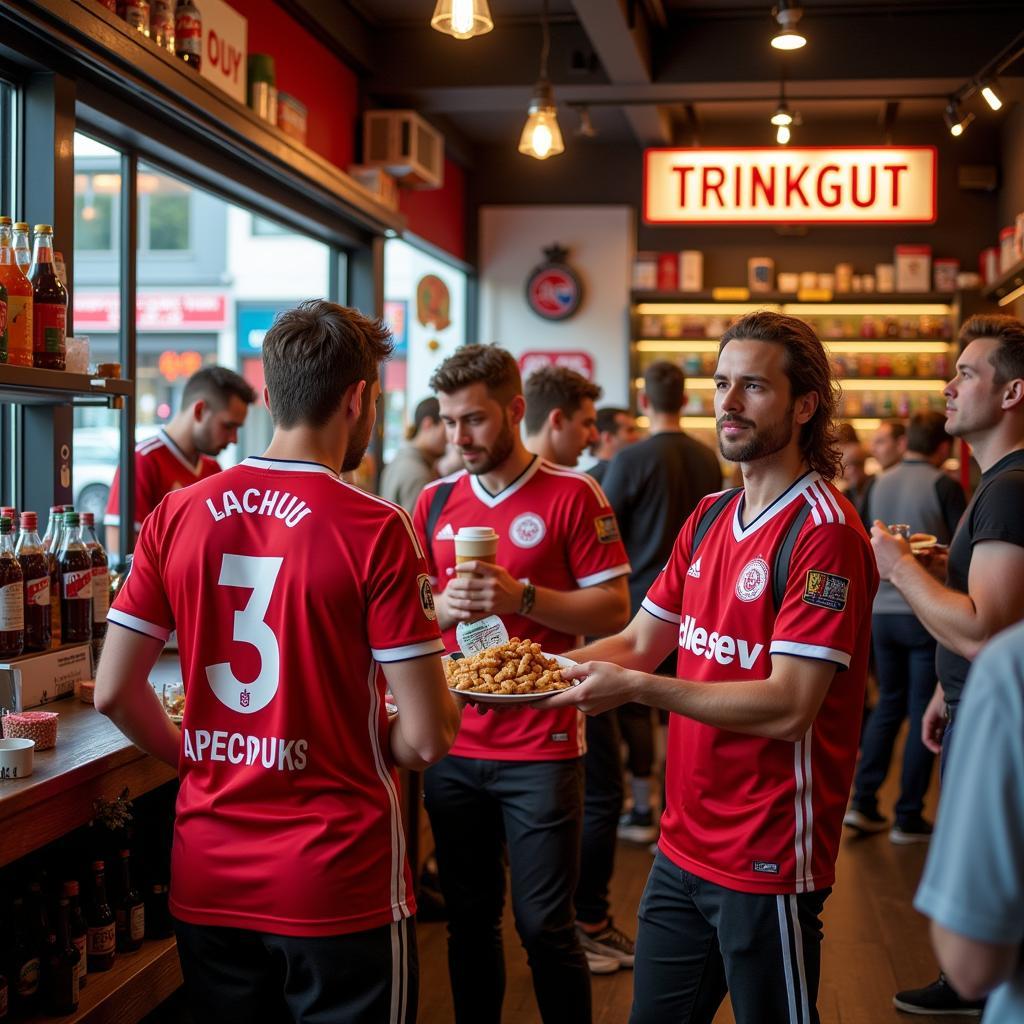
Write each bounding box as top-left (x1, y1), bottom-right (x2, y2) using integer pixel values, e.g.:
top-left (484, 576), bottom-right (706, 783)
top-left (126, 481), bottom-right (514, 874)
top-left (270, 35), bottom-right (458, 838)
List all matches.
top-left (183, 729), bottom-right (309, 772)
top-left (206, 490), bottom-right (313, 528)
top-left (679, 614), bottom-right (763, 670)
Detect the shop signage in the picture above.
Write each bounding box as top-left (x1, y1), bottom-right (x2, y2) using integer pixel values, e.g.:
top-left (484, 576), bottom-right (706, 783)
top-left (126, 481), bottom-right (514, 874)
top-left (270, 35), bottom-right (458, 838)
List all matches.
top-left (643, 147), bottom-right (937, 225)
top-left (383, 300), bottom-right (409, 356)
top-left (199, 0), bottom-right (248, 105)
top-left (518, 350), bottom-right (595, 380)
top-left (416, 275), bottom-right (452, 331)
top-left (74, 292), bottom-right (229, 331)
top-left (526, 244), bottom-right (583, 321)
top-left (236, 304), bottom-right (283, 356)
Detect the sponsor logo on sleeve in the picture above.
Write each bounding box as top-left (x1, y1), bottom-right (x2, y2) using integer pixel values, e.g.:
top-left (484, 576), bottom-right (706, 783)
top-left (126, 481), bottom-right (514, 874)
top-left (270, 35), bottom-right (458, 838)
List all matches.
top-left (594, 513), bottom-right (620, 544)
top-left (418, 574), bottom-right (437, 621)
top-left (802, 570), bottom-right (849, 611)
top-left (735, 557), bottom-right (770, 602)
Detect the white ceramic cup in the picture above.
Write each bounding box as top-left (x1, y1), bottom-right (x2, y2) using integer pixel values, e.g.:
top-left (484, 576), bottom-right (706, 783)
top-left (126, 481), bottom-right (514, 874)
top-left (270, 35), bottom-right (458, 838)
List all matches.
top-left (454, 527), bottom-right (499, 578)
top-left (0, 738), bottom-right (35, 780)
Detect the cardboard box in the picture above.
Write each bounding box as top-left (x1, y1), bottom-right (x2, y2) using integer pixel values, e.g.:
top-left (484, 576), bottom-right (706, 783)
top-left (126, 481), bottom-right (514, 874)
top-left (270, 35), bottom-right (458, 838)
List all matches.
top-left (0, 644), bottom-right (91, 713)
top-left (895, 245), bottom-right (932, 292)
top-left (680, 251), bottom-right (703, 292)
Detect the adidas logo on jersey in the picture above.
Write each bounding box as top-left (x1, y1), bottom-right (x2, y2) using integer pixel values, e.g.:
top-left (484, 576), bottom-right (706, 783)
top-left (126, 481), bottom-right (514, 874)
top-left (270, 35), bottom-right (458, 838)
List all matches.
top-left (435, 522), bottom-right (455, 540)
top-left (679, 615), bottom-right (764, 671)
top-left (687, 558), bottom-right (702, 579)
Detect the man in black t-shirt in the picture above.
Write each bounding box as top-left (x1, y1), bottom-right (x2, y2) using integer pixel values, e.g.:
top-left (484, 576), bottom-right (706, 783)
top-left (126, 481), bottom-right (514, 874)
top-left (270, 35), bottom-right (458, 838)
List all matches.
top-left (871, 313), bottom-right (1024, 1017)
top-left (587, 407), bottom-right (638, 485)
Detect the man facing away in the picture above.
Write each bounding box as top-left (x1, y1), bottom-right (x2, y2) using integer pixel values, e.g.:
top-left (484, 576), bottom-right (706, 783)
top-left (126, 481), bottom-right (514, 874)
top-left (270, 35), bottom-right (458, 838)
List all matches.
top-left (871, 313), bottom-right (1024, 1017)
top-left (105, 365), bottom-right (256, 552)
top-left (412, 345), bottom-right (631, 1023)
top-left (548, 311), bottom-right (878, 1024)
top-left (588, 406), bottom-right (639, 484)
top-left (96, 300), bottom-right (462, 1023)
top-left (379, 396), bottom-right (450, 512)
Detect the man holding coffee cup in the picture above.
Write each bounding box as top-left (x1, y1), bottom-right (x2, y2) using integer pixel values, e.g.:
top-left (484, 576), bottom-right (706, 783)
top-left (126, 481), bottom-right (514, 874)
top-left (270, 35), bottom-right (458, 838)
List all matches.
top-left (412, 344), bottom-right (631, 1024)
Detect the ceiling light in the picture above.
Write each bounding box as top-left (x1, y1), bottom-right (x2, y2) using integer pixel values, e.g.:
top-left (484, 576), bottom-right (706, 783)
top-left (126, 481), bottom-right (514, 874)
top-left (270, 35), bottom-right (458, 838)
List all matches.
top-left (776, 123), bottom-right (791, 145)
top-left (771, 3), bottom-right (806, 50)
top-left (943, 101), bottom-right (974, 137)
top-left (575, 106), bottom-right (597, 138)
top-left (519, 0), bottom-right (564, 160)
top-left (771, 102), bottom-right (793, 127)
top-left (981, 81), bottom-right (1003, 111)
top-left (430, 0), bottom-right (493, 40)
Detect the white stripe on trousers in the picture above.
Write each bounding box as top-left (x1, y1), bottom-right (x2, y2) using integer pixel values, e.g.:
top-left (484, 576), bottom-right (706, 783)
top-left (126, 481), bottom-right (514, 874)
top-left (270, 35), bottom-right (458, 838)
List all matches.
top-left (389, 918), bottom-right (408, 1024)
top-left (776, 895), bottom-right (811, 1024)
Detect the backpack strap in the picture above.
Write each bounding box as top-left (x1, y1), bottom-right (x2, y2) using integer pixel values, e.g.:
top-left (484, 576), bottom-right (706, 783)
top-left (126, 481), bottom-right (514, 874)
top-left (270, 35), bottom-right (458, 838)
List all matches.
top-left (772, 498), bottom-right (815, 612)
top-left (425, 481), bottom-right (457, 543)
top-left (690, 488), bottom-right (742, 558)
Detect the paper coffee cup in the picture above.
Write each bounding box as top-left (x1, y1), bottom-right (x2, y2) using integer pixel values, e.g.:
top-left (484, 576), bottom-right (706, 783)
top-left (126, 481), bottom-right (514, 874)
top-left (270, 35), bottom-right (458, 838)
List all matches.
top-left (455, 527), bottom-right (499, 577)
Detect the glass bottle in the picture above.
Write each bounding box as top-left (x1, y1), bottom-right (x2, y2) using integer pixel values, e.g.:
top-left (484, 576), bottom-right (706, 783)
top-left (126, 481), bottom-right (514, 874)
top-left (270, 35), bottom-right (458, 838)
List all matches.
top-left (115, 849), bottom-right (145, 952)
top-left (145, 881), bottom-right (174, 939)
top-left (0, 507), bottom-right (16, 531)
top-left (28, 224), bottom-right (68, 371)
top-left (9, 897), bottom-right (41, 1014)
top-left (0, 218), bottom-right (33, 367)
top-left (12, 223), bottom-right (31, 274)
top-left (174, 0), bottom-right (202, 70)
top-left (0, 277), bottom-right (8, 365)
top-left (43, 898), bottom-right (79, 1015)
top-left (62, 880), bottom-right (88, 990)
top-left (45, 510), bottom-right (64, 646)
top-left (0, 517), bottom-right (24, 658)
top-left (15, 511), bottom-right (50, 652)
top-left (118, 0), bottom-right (150, 36)
top-left (86, 861), bottom-right (116, 972)
top-left (81, 512), bottom-right (109, 658)
top-left (58, 512), bottom-right (93, 645)
top-left (151, 0), bottom-right (175, 51)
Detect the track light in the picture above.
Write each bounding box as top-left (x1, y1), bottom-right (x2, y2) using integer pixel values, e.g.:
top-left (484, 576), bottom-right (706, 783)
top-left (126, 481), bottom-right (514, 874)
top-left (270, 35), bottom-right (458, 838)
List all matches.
top-left (776, 123), bottom-right (791, 145)
top-left (431, 0), bottom-right (493, 40)
top-left (771, 3), bottom-right (806, 50)
top-left (981, 81), bottom-right (1003, 111)
top-left (943, 101), bottom-right (974, 137)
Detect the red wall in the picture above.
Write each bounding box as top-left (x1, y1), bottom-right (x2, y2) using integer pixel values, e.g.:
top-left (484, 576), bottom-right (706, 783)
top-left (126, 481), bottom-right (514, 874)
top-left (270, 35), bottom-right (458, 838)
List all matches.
top-left (399, 158), bottom-right (467, 262)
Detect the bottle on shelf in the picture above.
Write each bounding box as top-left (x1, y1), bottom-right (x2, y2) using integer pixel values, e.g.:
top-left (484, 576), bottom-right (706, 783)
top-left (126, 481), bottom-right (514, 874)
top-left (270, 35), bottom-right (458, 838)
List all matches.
top-left (81, 512), bottom-right (109, 659)
top-left (62, 879), bottom-right (88, 991)
top-left (145, 881), bottom-right (174, 939)
top-left (0, 218), bottom-right (33, 367)
top-left (28, 224), bottom-right (68, 372)
top-left (15, 511), bottom-right (50, 652)
top-left (151, 0), bottom-right (175, 51)
top-left (118, 0), bottom-right (151, 36)
top-left (174, 0), bottom-right (202, 70)
top-left (8, 896), bottom-right (41, 1014)
top-left (43, 898), bottom-right (79, 1015)
top-left (12, 223), bottom-right (31, 274)
top-left (43, 508), bottom-right (64, 646)
top-left (0, 516), bottom-right (24, 659)
top-left (0, 506), bottom-right (16, 531)
top-left (0, 276), bottom-right (8, 365)
top-left (58, 512), bottom-right (93, 645)
top-left (115, 849), bottom-right (145, 953)
top-left (86, 861), bottom-right (116, 972)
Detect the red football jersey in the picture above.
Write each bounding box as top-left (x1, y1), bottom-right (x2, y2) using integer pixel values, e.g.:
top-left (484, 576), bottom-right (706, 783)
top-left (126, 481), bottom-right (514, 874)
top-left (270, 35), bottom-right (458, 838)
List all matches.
top-left (108, 456), bottom-right (445, 936)
top-left (104, 430), bottom-right (221, 532)
top-left (413, 458), bottom-right (630, 760)
top-left (644, 471), bottom-right (878, 895)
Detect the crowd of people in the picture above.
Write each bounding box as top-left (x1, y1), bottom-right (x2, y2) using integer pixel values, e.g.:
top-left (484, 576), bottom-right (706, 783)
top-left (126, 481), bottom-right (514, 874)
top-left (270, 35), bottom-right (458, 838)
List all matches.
top-left (92, 302), bottom-right (1024, 1023)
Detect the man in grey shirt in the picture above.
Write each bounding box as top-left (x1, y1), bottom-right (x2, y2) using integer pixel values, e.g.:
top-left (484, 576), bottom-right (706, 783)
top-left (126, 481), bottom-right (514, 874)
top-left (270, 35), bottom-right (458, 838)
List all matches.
top-left (379, 396), bottom-right (448, 511)
top-left (914, 620), bottom-right (1024, 1023)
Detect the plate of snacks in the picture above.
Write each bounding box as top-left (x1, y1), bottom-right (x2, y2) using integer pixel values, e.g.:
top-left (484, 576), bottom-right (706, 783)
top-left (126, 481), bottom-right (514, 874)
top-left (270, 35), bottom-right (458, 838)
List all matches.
top-left (910, 532), bottom-right (939, 553)
top-left (443, 639), bottom-right (578, 703)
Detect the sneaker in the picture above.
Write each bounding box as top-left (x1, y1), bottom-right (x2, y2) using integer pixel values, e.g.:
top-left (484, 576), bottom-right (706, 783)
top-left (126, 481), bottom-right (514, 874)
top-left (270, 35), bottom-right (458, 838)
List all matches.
top-left (843, 804), bottom-right (890, 834)
top-left (581, 949), bottom-right (620, 975)
top-left (893, 975), bottom-right (985, 1016)
top-left (618, 807), bottom-right (657, 843)
top-left (576, 922), bottom-right (635, 968)
top-left (890, 816), bottom-right (934, 845)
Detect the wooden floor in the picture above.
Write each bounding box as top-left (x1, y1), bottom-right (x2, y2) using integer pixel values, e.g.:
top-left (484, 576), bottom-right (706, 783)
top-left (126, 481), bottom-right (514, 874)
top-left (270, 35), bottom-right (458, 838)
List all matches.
top-left (417, 743), bottom-right (953, 1024)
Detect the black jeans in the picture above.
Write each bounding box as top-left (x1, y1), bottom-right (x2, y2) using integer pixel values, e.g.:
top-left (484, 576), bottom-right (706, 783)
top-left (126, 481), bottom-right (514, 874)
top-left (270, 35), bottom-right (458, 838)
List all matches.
top-left (423, 755), bottom-right (591, 1024)
top-left (576, 710), bottom-right (624, 925)
top-left (853, 614), bottom-right (937, 821)
top-left (631, 852), bottom-right (829, 1024)
top-left (618, 702), bottom-right (655, 778)
top-left (173, 916), bottom-right (417, 1024)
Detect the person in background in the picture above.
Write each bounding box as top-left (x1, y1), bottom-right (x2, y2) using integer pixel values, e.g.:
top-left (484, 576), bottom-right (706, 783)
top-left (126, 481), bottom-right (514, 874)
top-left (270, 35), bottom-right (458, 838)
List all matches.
top-left (871, 313), bottom-right (1024, 1016)
top-left (870, 418), bottom-right (908, 471)
top-left (96, 300), bottom-right (461, 1023)
top-left (379, 396), bottom-right (449, 512)
top-left (913, 620), bottom-right (1024, 1024)
top-left (588, 407), bottom-right (639, 484)
top-left (522, 366), bottom-right (602, 468)
top-left (836, 421), bottom-right (874, 528)
top-left (844, 410), bottom-right (966, 843)
top-left (104, 365), bottom-right (256, 553)
top-left (413, 345), bottom-right (631, 1021)
top-left (602, 361), bottom-right (722, 847)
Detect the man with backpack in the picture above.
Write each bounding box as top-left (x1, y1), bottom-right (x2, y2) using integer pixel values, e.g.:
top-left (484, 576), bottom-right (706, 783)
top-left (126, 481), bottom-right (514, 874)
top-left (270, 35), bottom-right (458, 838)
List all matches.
top-left (548, 311), bottom-right (878, 1023)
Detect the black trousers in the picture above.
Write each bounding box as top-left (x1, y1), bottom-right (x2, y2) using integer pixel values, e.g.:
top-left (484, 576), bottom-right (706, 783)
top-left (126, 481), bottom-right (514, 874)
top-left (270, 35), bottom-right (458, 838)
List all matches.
top-left (173, 916), bottom-right (417, 1024)
top-left (631, 851), bottom-right (829, 1024)
top-left (423, 755), bottom-right (591, 1024)
top-left (576, 710), bottom-right (624, 925)
top-left (617, 702), bottom-right (656, 778)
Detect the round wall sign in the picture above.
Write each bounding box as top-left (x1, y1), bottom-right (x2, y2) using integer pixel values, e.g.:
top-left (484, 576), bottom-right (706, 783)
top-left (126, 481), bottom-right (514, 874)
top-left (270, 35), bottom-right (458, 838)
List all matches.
top-left (526, 244), bottom-right (583, 321)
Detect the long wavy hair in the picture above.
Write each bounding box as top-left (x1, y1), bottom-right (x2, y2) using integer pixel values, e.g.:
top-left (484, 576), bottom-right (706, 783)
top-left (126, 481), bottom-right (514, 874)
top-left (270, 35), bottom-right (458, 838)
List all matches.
top-left (719, 311), bottom-right (843, 480)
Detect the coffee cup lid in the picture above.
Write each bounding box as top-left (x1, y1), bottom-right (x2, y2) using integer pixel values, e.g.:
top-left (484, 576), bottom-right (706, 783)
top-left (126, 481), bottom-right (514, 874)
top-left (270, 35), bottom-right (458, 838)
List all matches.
top-left (457, 527), bottom-right (497, 539)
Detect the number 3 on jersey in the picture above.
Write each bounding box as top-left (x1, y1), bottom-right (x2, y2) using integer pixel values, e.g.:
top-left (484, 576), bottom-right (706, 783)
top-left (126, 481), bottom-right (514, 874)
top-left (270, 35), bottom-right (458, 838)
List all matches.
top-left (206, 554), bottom-right (283, 714)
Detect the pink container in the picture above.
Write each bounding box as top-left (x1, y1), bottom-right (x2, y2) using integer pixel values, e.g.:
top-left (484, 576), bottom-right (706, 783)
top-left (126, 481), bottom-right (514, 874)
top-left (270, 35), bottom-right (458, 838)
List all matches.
top-left (3, 711), bottom-right (59, 751)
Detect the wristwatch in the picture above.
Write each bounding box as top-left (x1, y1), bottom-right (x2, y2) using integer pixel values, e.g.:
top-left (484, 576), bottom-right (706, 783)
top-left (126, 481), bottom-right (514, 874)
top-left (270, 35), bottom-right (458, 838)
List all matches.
top-left (519, 579), bottom-right (536, 616)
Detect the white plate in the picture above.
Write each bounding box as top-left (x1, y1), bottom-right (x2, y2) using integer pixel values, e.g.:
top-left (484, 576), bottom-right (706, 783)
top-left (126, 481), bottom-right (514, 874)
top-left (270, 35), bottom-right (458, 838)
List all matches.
top-left (444, 652), bottom-right (579, 703)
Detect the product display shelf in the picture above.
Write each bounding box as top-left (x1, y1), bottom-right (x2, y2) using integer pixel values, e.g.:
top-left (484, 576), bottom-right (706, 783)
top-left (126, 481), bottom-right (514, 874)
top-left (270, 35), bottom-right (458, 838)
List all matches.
top-left (0, 365), bottom-right (134, 406)
top-left (631, 290), bottom-right (955, 306)
top-left (981, 256), bottom-right (1024, 303)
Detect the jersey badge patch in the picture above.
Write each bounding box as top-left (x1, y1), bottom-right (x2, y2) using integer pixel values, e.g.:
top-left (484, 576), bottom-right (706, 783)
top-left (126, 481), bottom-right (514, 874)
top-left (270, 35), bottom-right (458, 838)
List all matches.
top-left (802, 570), bottom-right (849, 612)
top-left (510, 512), bottom-right (546, 548)
top-left (417, 574), bottom-right (438, 621)
top-left (735, 557), bottom-right (770, 602)
top-left (594, 513), bottom-right (620, 544)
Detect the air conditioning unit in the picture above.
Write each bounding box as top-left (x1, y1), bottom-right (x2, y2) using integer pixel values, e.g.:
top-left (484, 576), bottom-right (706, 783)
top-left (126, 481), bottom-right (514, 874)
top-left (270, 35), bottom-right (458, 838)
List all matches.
top-left (363, 110), bottom-right (444, 190)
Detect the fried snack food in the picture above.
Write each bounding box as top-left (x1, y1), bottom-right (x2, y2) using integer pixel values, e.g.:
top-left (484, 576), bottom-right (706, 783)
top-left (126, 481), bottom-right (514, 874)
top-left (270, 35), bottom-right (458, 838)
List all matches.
top-left (444, 639), bottom-right (570, 695)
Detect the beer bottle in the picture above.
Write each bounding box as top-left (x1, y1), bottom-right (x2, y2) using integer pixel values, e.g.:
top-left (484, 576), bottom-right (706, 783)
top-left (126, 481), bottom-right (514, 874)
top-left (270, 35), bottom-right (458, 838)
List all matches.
top-left (0, 218), bottom-right (33, 367)
top-left (115, 849), bottom-right (144, 952)
top-left (81, 512), bottom-right (109, 659)
top-left (145, 882), bottom-right (174, 939)
top-left (62, 880), bottom-right (88, 990)
top-left (58, 512), bottom-right (93, 645)
top-left (86, 861), bottom-right (116, 972)
top-left (151, 0), bottom-right (175, 51)
top-left (174, 0), bottom-right (202, 70)
top-left (12, 223), bottom-right (30, 274)
top-left (28, 224), bottom-right (68, 371)
top-left (9, 897), bottom-right (41, 1014)
top-left (0, 277), bottom-right (8, 365)
top-left (0, 517), bottom-right (23, 658)
top-left (15, 511), bottom-right (50, 652)
top-left (43, 898), bottom-right (79, 1015)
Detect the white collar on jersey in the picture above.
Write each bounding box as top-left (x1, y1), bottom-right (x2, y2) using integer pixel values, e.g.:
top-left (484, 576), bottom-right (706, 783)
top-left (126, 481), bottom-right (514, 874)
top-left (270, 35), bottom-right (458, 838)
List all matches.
top-left (241, 456), bottom-right (339, 477)
top-left (158, 429), bottom-right (204, 475)
top-left (469, 455), bottom-right (542, 508)
top-left (732, 470), bottom-right (840, 541)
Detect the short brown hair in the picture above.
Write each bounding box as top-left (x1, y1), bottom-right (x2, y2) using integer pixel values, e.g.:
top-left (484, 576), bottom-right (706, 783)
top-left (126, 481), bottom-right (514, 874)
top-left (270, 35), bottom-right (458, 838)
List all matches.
top-left (596, 406), bottom-right (630, 435)
top-left (430, 344), bottom-right (522, 403)
top-left (720, 311), bottom-right (842, 480)
top-left (878, 418), bottom-right (907, 443)
top-left (523, 366), bottom-right (602, 435)
top-left (182, 365), bottom-right (257, 410)
top-left (958, 313), bottom-right (1024, 387)
top-left (906, 410), bottom-right (950, 456)
top-left (835, 421), bottom-right (860, 444)
top-left (262, 300), bottom-right (393, 428)
top-left (644, 361), bottom-right (685, 414)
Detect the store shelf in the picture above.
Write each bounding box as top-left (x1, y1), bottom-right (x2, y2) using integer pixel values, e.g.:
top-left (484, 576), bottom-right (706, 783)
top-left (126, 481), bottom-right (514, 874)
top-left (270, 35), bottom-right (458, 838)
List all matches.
top-left (982, 256), bottom-right (1024, 304)
top-left (632, 290), bottom-right (955, 308)
top-left (0, 365), bottom-right (133, 406)
top-left (638, 377), bottom-right (948, 390)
